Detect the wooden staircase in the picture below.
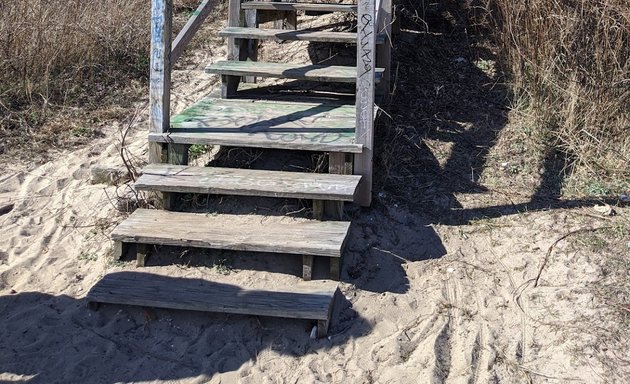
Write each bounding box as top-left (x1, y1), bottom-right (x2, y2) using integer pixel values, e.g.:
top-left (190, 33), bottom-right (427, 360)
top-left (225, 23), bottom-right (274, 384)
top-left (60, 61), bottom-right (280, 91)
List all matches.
top-left (87, 0), bottom-right (392, 337)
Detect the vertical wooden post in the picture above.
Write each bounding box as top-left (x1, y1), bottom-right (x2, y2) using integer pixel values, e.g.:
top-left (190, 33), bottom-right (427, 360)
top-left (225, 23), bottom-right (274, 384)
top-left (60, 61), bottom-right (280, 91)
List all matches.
top-left (223, 0), bottom-right (244, 96)
top-left (354, 0), bottom-right (376, 207)
top-left (325, 153), bottom-right (353, 219)
top-left (163, 144), bottom-right (189, 210)
top-left (302, 255), bottom-right (314, 281)
top-left (312, 200), bottom-right (324, 220)
top-left (136, 244), bottom-right (150, 267)
top-left (113, 241), bottom-right (128, 260)
top-left (376, 0), bottom-right (392, 98)
top-left (149, 0), bottom-right (172, 164)
top-left (244, 9), bottom-right (259, 83)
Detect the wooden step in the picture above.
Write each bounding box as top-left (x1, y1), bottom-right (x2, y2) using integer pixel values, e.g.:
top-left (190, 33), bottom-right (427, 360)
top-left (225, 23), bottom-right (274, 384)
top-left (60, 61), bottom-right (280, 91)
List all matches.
top-left (87, 271), bottom-right (338, 337)
top-left (241, 2), bottom-right (357, 13)
top-left (136, 164), bottom-right (362, 201)
top-left (206, 60), bottom-right (383, 83)
top-left (112, 209), bottom-right (351, 258)
top-left (149, 98), bottom-right (362, 153)
top-left (219, 27), bottom-right (385, 44)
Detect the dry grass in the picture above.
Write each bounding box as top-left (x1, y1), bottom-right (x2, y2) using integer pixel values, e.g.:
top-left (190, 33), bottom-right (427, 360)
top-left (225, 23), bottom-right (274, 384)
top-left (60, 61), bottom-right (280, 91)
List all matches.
top-left (479, 0), bottom-right (630, 195)
top-left (0, 0), bottom-right (204, 160)
top-left (0, 0), bottom-right (151, 158)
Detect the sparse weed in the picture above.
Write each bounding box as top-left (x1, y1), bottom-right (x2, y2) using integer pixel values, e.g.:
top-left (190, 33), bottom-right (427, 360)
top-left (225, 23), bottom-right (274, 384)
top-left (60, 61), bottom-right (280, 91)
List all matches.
top-left (214, 256), bottom-right (233, 275)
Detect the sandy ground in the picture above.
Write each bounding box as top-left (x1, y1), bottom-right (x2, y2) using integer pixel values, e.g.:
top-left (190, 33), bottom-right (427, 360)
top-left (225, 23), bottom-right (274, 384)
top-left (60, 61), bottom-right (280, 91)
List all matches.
top-left (1, 9), bottom-right (629, 384)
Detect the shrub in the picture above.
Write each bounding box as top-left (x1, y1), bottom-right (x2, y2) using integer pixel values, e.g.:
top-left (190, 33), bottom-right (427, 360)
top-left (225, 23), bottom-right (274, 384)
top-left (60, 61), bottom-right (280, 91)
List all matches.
top-left (483, 0), bottom-right (629, 187)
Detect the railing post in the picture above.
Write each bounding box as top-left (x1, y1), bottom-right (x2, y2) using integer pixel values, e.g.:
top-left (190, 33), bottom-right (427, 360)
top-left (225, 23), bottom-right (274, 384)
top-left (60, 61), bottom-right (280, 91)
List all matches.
top-left (376, 0), bottom-right (391, 98)
top-left (354, 0), bottom-right (376, 207)
top-left (149, 0), bottom-right (172, 164)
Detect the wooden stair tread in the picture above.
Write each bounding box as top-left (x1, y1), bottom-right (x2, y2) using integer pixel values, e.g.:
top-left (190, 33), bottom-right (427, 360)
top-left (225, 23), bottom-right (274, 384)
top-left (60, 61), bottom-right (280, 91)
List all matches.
top-left (87, 271), bottom-right (338, 321)
top-left (206, 60), bottom-right (383, 83)
top-left (112, 209), bottom-right (351, 257)
top-left (136, 164), bottom-right (362, 201)
top-left (241, 2), bottom-right (357, 13)
top-left (219, 27), bottom-right (385, 44)
top-left (149, 98), bottom-right (362, 153)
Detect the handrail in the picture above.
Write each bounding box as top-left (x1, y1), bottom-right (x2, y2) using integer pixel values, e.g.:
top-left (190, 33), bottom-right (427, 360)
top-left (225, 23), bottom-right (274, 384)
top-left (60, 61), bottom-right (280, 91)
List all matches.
top-left (171, 0), bottom-right (219, 65)
top-left (149, 0), bottom-right (172, 164)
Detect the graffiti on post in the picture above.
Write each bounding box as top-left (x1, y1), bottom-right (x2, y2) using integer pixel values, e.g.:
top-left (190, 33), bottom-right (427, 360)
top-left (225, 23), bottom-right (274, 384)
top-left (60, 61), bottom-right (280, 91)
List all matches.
top-left (357, 12), bottom-right (374, 135)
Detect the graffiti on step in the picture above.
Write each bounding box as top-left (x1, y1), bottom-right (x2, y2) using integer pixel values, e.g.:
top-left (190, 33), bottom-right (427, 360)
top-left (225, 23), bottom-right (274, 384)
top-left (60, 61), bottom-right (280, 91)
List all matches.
top-left (195, 176), bottom-right (351, 191)
top-left (263, 132), bottom-right (353, 144)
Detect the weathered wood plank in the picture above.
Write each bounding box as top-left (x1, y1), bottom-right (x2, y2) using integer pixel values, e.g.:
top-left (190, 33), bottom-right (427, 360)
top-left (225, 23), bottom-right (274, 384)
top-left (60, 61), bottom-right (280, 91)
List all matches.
top-left (171, 98), bottom-right (357, 126)
top-left (354, 0), bottom-right (377, 206)
top-left (171, 0), bottom-right (219, 65)
top-left (303, 255), bottom-right (314, 281)
top-left (111, 209), bottom-right (351, 258)
top-left (136, 244), bottom-right (150, 267)
top-left (162, 143), bottom-right (189, 210)
top-left (376, 0), bottom-right (392, 97)
top-left (227, 0), bottom-right (243, 60)
top-left (241, 2), bottom-right (357, 13)
top-left (150, 131), bottom-right (362, 153)
top-left (325, 152), bottom-right (354, 218)
top-left (207, 60), bottom-right (384, 83)
top-left (219, 27), bottom-right (385, 44)
top-left (87, 271), bottom-right (338, 323)
top-left (136, 164), bottom-right (362, 201)
top-left (330, 258), bottom-right (341, 281)
top-left (149, 0), bottom-right (173, 164)
top-left (243, 8), bottom-right (259, 83)
top-left (151, 98), bottom-right (363, 152)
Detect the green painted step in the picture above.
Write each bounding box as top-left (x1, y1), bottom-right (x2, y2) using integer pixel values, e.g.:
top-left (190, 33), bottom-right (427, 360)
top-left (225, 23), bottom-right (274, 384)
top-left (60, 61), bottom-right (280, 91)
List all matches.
top-left (206, 60), bottom-right (383, 83)
top-left (219, 27), bottom-right (385, 44)
top-left (135, 164), bottom-right (362, 201)
top-left (149, 98), bottom-right (363, 153)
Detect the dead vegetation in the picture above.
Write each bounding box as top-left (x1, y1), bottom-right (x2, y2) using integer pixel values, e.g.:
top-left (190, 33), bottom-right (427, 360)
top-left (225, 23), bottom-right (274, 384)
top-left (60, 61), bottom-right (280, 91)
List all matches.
top-left (0, 0), bottom-right (208, 163)
top-left (478, 0), bottom-right (629, 195)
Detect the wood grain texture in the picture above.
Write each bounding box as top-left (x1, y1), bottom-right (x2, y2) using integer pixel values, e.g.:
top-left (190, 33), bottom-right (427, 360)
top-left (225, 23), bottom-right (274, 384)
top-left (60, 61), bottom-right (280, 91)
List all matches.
top-left (376, 0), bottom-right (392, 97)
top-left (150, 98), bottom-right (363, 153)
top-left (149, 0), bottom-right (173, 164)
top-left (241, 2), bottom-right (357, 13)
top-left (136, 164), bottom-right (362, 201)
top-left (150, 0), bottom-right (172, 136)
top-left (219, 27), bottom-right (357, 43)
top-left (354, 0), bottom-right (377, 206)
top-left (171, 0), bottom-right (218, 64)
top-left (150, 131), bottom-right (362, 152)
top-left (87, 271), bottom-right (338, 322)
top-left (325, 152), bottom-right (353, 219)
top-left (111, 209), bottom-right (351, 257)
top-left (227, 0), bottom-right (243, 60)
top-left (206, 60), bottom-right (384, 83)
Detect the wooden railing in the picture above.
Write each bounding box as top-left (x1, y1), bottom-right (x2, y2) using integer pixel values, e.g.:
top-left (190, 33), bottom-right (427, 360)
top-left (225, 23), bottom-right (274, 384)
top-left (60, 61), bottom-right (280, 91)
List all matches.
top-left (149, 0), bottom-right (392, 207)
top-left (354, 0), bottom-right (376, 206)
top-left (354, 0), bottom-right (391, 206)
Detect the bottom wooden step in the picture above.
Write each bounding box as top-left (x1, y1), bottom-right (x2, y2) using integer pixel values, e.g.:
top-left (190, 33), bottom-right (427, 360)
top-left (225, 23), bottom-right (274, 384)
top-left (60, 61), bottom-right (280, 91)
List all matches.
top-left (86, 271), bottom-right (338, 337)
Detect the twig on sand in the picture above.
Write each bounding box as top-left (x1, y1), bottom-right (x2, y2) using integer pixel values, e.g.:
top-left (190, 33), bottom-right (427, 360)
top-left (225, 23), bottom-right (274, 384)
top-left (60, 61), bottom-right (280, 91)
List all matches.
top-left (534, 226), bottom-right (611, 287)
top-left (499, 351), bottom-right (583, 382)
